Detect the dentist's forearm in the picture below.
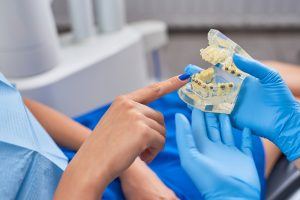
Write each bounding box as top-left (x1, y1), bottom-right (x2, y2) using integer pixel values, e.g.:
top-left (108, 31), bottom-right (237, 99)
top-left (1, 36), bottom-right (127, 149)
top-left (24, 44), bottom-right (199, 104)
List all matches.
top-left (55, 143), bottom-right (112, 200)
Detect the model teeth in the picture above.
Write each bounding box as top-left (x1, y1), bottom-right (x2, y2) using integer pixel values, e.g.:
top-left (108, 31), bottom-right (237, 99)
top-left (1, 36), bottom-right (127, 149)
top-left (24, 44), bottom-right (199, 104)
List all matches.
top-left (207, 83), bottom-right (214, 90)
top-left (178, 29), bottom-right (251, 114)
top-left (200, 46), bottom-right (229, 65)
top-left (191, 68), bottom-right (234, 97)
top-left (195, 37), bottom-right (244, 97)
top-left (201, 46), bottom-right (243, 78)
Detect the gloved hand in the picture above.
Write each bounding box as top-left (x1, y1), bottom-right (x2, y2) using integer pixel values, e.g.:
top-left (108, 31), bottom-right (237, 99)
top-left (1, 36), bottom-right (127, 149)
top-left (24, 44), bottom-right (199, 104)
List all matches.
top-left (175, 109), bottom-right (260, 200)
top-left (232, 54), bottom-right (300, 161)
top-left (184, 55), bottom-right (300, 161)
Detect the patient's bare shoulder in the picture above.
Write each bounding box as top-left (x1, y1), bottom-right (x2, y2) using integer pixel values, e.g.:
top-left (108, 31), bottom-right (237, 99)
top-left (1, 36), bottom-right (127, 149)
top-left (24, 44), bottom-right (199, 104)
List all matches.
top-left (262, 60), bottom-right (300, 97)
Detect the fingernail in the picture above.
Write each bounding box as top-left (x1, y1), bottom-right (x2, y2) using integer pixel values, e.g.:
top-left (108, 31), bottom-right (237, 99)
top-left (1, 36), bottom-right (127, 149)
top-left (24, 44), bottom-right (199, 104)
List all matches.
top-left (178, 73), bottom-right (190, 81)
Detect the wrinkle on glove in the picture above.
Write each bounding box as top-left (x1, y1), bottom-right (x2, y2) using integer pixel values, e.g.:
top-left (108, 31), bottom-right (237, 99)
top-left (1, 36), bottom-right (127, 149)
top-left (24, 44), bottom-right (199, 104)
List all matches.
top-left (232, 54), bottom-right (300, 161)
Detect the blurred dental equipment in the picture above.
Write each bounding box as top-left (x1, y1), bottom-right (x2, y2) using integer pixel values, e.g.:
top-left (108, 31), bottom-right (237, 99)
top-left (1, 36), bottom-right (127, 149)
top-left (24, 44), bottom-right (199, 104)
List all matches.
top-left (96, 0), bottom-right (126, 32)
top-left (67, 0), bottom-right (95, 41)
top-left (0, 0), bottom-right (168, 117)
top-left (0, 0), bottom-right (60, 78)
top-left (127, 0), bottom-right (300, 29)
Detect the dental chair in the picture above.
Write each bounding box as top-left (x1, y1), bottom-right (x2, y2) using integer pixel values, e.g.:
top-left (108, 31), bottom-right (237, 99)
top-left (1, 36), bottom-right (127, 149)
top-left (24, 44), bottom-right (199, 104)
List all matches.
top-left (266, 156), bottom-right (300, 200)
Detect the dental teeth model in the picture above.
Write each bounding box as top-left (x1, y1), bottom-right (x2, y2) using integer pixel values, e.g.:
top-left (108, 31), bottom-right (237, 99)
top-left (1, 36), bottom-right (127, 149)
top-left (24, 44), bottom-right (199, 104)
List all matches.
top-left (178, 29), bottom-right (253, 114)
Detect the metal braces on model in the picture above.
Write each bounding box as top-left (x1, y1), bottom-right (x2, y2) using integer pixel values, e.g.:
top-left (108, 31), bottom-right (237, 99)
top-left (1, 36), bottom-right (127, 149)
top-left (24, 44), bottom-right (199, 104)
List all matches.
top-left (178, 29), bottom-right (253, 114)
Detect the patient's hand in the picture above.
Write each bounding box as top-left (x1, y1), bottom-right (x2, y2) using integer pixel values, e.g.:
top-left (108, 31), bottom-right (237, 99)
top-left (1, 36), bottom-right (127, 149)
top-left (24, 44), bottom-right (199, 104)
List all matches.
top-left (175, 109), bottom-right (260, 199)
top-left (120, 158), bottom-right (178, 200)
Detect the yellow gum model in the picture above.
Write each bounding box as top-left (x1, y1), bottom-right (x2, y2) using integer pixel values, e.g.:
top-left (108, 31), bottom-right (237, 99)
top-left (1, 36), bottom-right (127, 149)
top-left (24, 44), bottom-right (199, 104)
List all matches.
top-left (178, 29), bottom-right (252, 114)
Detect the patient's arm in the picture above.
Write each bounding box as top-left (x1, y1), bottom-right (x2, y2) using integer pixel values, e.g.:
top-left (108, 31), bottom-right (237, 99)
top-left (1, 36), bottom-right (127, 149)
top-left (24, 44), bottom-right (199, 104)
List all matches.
top-left (262, 61), bottom-right (300, 98)
top-left (24, 98), bottom-right (178, 199)
top-left (253, 61), bottom-right (300, 177)
top-left (262, 138), bottom-right (281, 178)
top-left (24, 98), bottom-right (90, 151)
top-left (295, 159), bottom-right (300, 169)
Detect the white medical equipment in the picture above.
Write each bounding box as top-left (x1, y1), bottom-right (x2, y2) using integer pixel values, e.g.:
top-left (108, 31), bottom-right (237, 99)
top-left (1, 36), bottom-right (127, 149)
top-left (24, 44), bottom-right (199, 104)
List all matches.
top-left (96, 0), bottom-right (126, 32)
top-left (0, 0), bottom-right (168, 116)
top-left (67, 0), bottom-right (95, 41)
top-left (0, 0), bottom-right (60, 78)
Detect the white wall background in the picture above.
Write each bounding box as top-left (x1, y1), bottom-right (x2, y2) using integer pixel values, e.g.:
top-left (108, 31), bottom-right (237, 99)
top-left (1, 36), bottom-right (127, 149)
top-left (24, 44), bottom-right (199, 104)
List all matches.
top-left (52, 0), bottom-right (300, 29)
top-left (51, 0), bottom-right (300, 79)
top-left (126, 0), bottom-right (300, 28)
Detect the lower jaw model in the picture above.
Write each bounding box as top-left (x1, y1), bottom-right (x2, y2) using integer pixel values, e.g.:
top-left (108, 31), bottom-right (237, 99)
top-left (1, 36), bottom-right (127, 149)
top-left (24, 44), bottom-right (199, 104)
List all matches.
top-left (178, 29), bottom-right (252, 114)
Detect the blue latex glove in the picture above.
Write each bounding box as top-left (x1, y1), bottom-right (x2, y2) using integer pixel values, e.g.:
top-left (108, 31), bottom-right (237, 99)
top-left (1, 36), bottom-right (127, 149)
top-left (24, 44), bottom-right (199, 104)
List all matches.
top-left (175, 109), bottom-right (260, 200)
top-left (184, 55), bottom-right (300, 161)
top-left (232, 54), bottom-right (300, 161)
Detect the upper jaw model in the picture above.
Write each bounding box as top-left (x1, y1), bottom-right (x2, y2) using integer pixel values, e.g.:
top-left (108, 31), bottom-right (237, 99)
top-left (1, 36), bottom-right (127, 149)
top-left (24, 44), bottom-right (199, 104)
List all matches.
top-left (178, 29), bottom-right (253, 114)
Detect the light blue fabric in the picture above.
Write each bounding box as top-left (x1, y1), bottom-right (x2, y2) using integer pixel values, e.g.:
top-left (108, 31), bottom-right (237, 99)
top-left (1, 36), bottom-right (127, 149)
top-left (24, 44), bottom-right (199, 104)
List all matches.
top-left (0, 142), bottom-right (63, 200)
top-left (0, 73), bottom-right (68, 199)
top-left (175, 109), bottom-right (261, 199)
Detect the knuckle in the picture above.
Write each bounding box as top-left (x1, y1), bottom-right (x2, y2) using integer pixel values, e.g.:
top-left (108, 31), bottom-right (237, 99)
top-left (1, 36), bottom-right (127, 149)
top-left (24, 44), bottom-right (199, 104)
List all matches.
top-left (137, 123), bottom-right (149, 136)
top-left (115, 95), bottom-right (133, 108)
top-left (114, 95), bottom-right (126, 106)
top-left (132, 111), bottom-right (144, 121)
top-left (156, 135), bottom-right (165, 149)
top-left (169, 76), bottom-right (178, 85)
top-left (115, 95), bottom-right (127, 102)
top-left (157, 111), bottom-right (164, 122)
top-left (148, 83), bottom-right (162, 97)
top-left (161, 126), bottom-right (166, 136)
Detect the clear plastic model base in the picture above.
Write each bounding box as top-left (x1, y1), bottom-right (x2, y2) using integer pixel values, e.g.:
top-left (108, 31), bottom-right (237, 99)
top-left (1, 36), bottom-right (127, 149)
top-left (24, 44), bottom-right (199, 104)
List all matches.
top-left (178, 29), bottom-right (252, 114)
